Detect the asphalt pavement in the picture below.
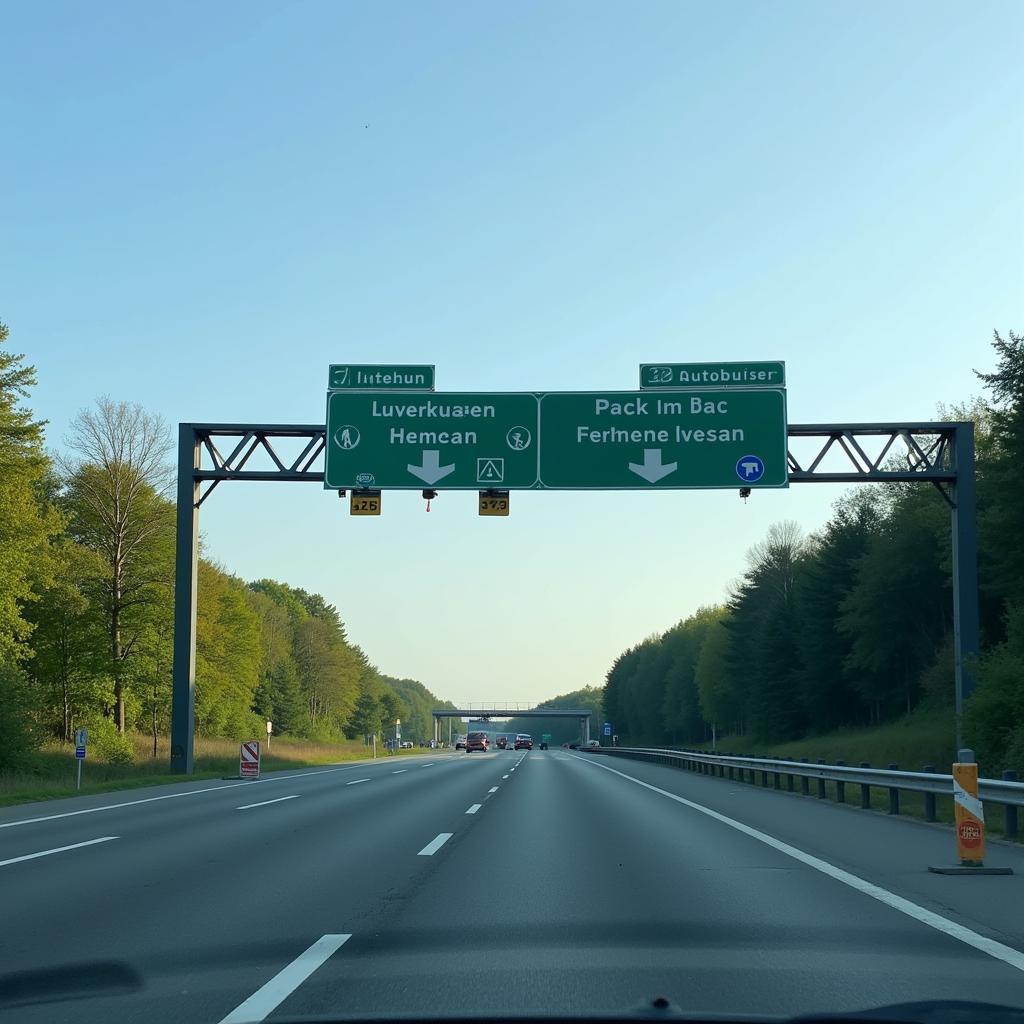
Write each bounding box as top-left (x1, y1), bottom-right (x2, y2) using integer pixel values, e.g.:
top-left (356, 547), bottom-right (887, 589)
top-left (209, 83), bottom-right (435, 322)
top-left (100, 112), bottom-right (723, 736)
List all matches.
top-left (2, 748), bottom-right (1024, 1023)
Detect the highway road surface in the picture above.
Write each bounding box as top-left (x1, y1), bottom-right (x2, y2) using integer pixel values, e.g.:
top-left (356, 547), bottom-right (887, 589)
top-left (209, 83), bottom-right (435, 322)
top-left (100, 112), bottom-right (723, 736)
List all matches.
top-left (2, 748), bottom-right (1024, 1023)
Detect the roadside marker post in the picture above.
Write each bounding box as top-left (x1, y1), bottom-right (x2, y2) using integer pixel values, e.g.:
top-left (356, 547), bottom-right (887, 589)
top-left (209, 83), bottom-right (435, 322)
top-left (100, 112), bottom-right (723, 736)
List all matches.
top-left (928, 749), bottom-right (1013, 875)
top-left (266, 720), bottom-right (273, 750)
top-left (240, 740), bottom-right (261, 779)
top-left (74, 728), bottom-right (88, 790)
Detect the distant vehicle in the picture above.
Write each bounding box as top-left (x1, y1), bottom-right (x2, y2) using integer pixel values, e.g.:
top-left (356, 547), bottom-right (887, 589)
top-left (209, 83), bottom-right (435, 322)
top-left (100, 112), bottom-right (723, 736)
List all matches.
top-left (400, 741), bottom-right (413, 749)
top-left (496, 735), bottom-right (509, 749)
top-left (466, 731), bottom-right (490, 753)
top-left (514, 733), bottom-right (533, 750)
top-left (568, 742), bottom-right (579, 750)
top-left (584, 739), bottom-right (600, 748)
top-left (539, 741), bottom-right (548, 750)
top-left (455, 734), bottom-right (467, 750)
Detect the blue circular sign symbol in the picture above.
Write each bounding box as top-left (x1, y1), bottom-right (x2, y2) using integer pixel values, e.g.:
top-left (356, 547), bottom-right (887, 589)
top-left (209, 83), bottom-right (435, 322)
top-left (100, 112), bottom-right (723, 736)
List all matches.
top-left (736, 455), bottom-right (765, 483)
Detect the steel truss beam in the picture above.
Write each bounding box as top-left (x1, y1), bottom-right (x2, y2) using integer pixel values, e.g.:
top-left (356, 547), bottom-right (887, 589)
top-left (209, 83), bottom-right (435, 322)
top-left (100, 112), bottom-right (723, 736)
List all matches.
top-left (170, 421), bottom-right (978, 774)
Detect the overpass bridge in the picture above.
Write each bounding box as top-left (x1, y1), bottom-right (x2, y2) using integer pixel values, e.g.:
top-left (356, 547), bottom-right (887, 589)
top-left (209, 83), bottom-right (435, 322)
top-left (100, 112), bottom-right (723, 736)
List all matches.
top-left (432, 703), bottom-right (594, 745)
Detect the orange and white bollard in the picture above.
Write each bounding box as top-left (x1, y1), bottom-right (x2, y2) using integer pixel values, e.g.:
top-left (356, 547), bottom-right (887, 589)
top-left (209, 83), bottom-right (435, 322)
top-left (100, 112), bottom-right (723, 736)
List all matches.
top-left (952, 755), bottom-right (986, 866)
top-left (928, 749), bottom-right (1013, 875)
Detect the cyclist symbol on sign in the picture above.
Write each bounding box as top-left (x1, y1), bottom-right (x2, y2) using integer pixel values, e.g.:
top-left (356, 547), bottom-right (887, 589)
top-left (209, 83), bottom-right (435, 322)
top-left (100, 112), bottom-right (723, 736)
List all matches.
top-left (506, 426), bottom-right (532, 451)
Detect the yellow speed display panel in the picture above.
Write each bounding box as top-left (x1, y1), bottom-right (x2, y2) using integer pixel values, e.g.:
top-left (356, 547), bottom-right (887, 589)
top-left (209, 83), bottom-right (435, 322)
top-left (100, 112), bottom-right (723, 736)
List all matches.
top-left (478, 491), bottom-right (509, 516)
top-left (350, 491), bottom-right (382, 516)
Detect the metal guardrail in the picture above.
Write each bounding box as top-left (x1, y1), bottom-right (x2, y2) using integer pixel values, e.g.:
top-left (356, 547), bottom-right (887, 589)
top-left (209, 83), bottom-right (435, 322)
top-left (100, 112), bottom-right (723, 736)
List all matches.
top-left (589, 747), bottom-right (1023, 837)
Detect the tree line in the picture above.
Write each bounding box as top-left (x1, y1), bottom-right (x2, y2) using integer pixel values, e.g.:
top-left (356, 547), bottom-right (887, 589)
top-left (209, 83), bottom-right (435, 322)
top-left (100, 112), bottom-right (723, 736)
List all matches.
top-left (0, 322), bottom-right (453, 770)
top-left (603, 331), bottom-right (1024, 775)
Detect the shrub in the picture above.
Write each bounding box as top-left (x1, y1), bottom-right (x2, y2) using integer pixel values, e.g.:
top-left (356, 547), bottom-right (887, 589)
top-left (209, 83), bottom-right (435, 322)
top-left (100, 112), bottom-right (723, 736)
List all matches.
top-left (0, 663), bottom-right (43, 771)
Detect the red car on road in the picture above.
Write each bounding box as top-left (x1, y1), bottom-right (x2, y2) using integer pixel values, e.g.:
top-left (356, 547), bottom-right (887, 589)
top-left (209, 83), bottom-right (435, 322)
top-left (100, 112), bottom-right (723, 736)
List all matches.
top-left (466, 731), bottom-right (490, 753)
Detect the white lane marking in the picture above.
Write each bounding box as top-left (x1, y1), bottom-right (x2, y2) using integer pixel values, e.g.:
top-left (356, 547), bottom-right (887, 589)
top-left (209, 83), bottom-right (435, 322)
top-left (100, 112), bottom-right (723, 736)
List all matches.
top-left (0, 763), bottom-right (382, 830)
top-left (502, 774), bottom-right (509, 779)
top-left (392, 770), bottom-right (408, 774)
top-left (217, 933), bottom-right (351, 1023)
top-left (421, 763), bottom-right (435, 768)
top-left (488, 787), bottom-right (499, 793)
top-left (466, 804), bottom-right (482, 814)
top-left (577, 756), bottom-right (1024, 974)
top-left (418, 832), bottom-right (453, 856)
top-left (345, 779), bottom-right (370, 786)
top-left (0, 836), bottom-right (118, 868)
top-left (237, 795), bottom-right (299, 811)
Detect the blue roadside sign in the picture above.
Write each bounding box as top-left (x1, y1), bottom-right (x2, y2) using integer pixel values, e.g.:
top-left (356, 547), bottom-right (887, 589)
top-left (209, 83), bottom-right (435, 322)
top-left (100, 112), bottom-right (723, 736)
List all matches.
top-left (75, 746), bottom-right (86, 759)
top-left (602, 722), bottom-right (612, 737)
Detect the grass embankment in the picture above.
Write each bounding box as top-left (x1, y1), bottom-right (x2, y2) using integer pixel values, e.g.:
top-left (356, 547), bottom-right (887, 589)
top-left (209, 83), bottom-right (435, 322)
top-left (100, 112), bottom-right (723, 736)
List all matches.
top-left (690, 710), bottom-right (1018, 839)
top-left (0, 734), bottom-right (423, 807)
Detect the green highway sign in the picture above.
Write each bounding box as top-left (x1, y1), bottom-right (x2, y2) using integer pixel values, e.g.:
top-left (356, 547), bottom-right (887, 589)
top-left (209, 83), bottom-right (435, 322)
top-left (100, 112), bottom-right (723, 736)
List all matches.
top-left (324, 392), bottom-right (538, 490)
top-left (328, 364), bottom-right (435, 391)
top-left (640, 361), bottom-right (785, 390)
top-left (538, 389), bottom-right (788, 489)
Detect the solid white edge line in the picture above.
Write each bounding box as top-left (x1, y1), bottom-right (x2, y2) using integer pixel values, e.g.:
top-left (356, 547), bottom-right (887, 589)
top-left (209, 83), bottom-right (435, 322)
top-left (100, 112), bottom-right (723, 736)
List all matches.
top-left (345, 779), bottom-right (370, 786)
top-left (488, 787), bottom-right (499, 793)
top-left (236, 795), bottom-right (299, 810)
top-left (217, 933), bottom-right (351, 1024)
top-left (574, 755), bottom-right (1024, 973)
top-left (466, 804), bottom-right (482, 814)
top-left (0, 836), bottom-right (118, 867)
top-left (417, 832), bottom-right (454, 856)
top-left (0, 762), bottom-right (381, 830)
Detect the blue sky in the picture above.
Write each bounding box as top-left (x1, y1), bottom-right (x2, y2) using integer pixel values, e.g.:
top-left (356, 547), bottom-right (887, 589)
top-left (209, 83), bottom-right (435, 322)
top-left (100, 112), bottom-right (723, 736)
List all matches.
top-left (3, 1), bottom-right (1022, 705)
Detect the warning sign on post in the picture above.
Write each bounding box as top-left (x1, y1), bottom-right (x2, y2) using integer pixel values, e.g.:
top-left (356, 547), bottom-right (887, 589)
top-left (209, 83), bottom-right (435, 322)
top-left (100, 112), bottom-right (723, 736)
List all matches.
top-left (240, 740), bottom-right (261, 779)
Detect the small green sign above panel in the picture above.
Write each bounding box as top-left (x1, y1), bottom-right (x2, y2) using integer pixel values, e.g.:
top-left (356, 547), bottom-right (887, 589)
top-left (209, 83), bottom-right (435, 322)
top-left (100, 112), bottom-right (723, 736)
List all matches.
top-left (325, 392), bottom-right (538, 490)
top-left (539, 389), bottom-right (787, 489)
top-left (328, 364), bottom-right (435, 390)
top-left (640, 361), bottom-right (785, 390)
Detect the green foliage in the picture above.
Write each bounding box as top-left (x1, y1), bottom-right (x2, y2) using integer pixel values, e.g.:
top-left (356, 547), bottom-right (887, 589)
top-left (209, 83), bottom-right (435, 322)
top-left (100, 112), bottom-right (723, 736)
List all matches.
top-left (966, 604), bottom-right (1024, 775)
top-left (0, 662), bottom-right (44, 770)
top-left (0, 323), bottom-right (64, 661)
top-left (89, 719), bottom-right (136, 766)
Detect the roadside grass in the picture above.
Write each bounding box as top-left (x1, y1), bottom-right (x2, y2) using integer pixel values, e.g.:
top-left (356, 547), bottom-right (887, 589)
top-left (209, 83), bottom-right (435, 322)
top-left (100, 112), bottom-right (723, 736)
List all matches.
top-left (0, 734), bottom-right (428, 807)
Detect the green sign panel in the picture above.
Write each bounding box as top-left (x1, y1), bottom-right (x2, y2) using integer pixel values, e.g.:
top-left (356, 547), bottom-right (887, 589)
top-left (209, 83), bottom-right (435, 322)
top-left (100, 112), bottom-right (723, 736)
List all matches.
top-left (538, 390), bottom-right (788, 489)
top-left (640, 361), bottom-right (785, 390)
top-left (324, 392), bottom-right (538, 490)
top-left (328, 364), bottom-right (435, 391)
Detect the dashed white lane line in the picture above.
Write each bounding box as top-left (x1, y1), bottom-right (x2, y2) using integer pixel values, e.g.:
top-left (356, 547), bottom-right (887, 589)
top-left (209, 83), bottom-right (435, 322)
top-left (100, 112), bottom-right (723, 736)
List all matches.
top-left (502, 774), bottom-right (509, 779)
top-left (466, 804), bottom-right (482, 814)
top-left (421, 763), bottom-right (435, 768)
top-left (576, 755), bottom-right (1024, 975)
top-left (418, 832), bottom-right (454, 856)
top-left (237, 795), bottom-right (299, 810)
top-left (392, 770), bottom-right (408, 774)
top-left (217, 933), bottom-right (352, 1023)
top-left (0, 836), bottom-right (118, 868)
top-left (0, 762), bottom-right (391, 830)
top-left (345, 779), bottom-right (370, 786)
top-left (488, 787), bottom-right (499, 793)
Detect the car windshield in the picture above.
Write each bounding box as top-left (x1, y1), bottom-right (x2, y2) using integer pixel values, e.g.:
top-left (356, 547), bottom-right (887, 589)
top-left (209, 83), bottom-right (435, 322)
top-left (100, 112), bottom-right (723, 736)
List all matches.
top-left (2, 2), bottom-right (1023, 1023)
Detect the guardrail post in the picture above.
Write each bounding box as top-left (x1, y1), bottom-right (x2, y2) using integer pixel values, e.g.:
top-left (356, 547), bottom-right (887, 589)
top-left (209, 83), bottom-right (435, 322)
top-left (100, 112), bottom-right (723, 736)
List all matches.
top-left (817, 760), bottom-right (827, 799)
top-left (1004, 770), bottom-right (1018, 839)
top-left (836, 761), bottom-right (846, 803)
top-left (924, 765), bottom-right (937, 822)
top-left (859, 763), bottom-right (871, 809)
top-left (773, 767), bottom-right (781, 789)
top-left (800, 759), bottom-right (810, 796)
top-left (761, 759), bottom-right (769, 787)
top-left (888, 763), bottom-right (900, 815)
top-left (787, 769), bottom-right (794, 792)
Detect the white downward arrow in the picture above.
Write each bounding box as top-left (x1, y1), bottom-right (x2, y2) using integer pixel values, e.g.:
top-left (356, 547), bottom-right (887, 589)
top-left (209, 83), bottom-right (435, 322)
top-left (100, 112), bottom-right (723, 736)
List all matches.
top-left (628, 448), bottom-right (677, 483)
top-left (407, 450), bottom-right (455, 484)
